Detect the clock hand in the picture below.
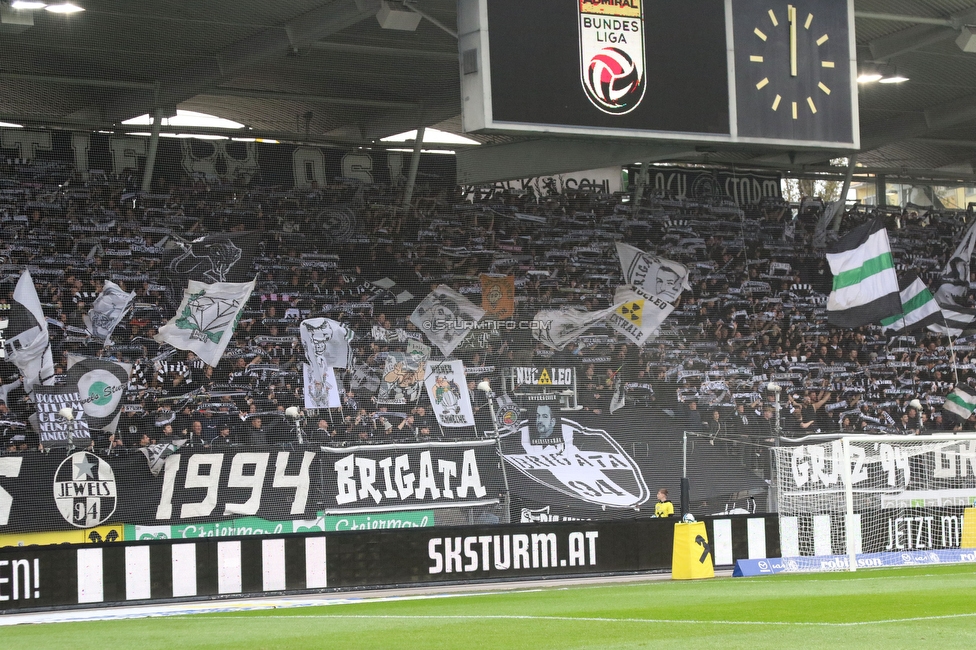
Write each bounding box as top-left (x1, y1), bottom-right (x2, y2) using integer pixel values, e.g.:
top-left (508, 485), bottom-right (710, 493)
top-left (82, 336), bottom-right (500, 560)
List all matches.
top-left (789, 5), bottom-right (797, 77)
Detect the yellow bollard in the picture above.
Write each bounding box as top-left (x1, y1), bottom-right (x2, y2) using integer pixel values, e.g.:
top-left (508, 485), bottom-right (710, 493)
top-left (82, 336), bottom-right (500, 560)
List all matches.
top-left (672, 521), bottom-right (715, 580)
top-left (963, 508), bottom-right (976, 549)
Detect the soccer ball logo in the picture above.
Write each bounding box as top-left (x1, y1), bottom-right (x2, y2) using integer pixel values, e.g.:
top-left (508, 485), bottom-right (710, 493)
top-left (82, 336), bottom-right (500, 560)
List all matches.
top-left (583, 47), bottom-right (645, 115)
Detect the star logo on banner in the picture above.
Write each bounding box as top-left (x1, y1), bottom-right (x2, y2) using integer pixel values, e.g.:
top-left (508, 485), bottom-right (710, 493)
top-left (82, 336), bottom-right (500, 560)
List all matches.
top-left (74, 456), bottom-right (96, 480)
top-left (618, 300), bottom-right (644, 325)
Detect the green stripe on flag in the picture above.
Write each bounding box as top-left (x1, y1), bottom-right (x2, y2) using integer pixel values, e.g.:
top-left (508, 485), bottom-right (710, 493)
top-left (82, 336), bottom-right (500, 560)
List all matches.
top-left (900, 289), bottom-right (934, 315)
top-left (880, 312), bottom-right (902, 327)
top-left (946, 392), bottom-right (976, 411)
top-left (832, 253), bottom-right (895, 291)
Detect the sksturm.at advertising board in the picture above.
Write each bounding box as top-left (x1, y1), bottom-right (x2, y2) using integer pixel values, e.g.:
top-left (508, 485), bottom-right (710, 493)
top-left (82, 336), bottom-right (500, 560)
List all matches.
top-left (0, 515), bottom-right (783, 613)
top-left (459, 0), bottom-right (858, 149)
top-left (0, 441), bottom-right (505, 534)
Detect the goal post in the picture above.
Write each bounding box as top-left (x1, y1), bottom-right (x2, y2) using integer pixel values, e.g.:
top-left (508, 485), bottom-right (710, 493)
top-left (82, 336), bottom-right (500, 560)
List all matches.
top-left (772, 433), bottom-right (976, 572)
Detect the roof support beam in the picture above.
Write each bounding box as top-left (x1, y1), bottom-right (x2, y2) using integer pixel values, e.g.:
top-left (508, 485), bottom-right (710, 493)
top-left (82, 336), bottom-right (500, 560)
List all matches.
top-left (101, 0), bottom-right (382, 123)
top-left (867, 7), bottom-right (976, 61)
top-left (0, 71), bottom-right (155, 91)
top-left (203, 87), bottom-right (419, 111)
top-left (309, 40), bottom-right (458, 61)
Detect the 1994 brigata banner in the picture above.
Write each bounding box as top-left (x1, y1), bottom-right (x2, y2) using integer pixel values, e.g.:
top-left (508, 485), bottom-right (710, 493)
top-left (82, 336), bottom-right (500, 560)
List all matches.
top-left (0, 440), bottom-right (504, 533)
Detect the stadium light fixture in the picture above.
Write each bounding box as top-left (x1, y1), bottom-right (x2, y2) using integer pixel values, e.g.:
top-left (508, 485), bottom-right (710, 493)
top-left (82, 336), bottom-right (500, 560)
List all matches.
top-left (856, 63), bottom-right (883, 84)
top-left (0, 120), bottom-right (23, 128)
top-left (10, 1), bottom-right (48, 9)
top-left (878, 70), bottom-right (910, 84)
top-left (45, 2), bottom-right (83, 13)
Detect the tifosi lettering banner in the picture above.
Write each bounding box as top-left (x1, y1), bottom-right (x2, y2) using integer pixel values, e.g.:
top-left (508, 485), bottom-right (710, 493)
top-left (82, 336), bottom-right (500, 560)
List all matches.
top-left (0, 442), bottom-right (506, 533)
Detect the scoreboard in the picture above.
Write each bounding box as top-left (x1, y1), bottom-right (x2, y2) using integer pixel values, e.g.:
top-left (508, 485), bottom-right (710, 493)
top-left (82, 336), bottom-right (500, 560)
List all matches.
top-left (458, 0), bottom-right (858, 149)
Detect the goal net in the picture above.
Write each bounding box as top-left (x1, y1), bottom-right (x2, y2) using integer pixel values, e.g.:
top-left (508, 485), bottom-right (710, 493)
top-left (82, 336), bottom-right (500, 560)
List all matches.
top-left (772, 434), bottom-right (976, 571)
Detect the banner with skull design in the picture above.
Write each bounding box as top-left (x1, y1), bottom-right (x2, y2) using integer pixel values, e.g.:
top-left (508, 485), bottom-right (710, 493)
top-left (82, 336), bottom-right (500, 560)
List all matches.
top-left (377, 351), bottom-right (427, 405)
top-left (424, 360), bottom-right (476, 428)
top-left (154, 279), bottom-right (256, 367)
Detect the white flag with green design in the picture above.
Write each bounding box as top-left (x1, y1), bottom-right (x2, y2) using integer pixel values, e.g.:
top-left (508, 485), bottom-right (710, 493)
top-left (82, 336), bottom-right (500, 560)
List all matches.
top-left (944, 384), bottom-right (976, 423)
top-left (155, 279), bottom-right (256, 367)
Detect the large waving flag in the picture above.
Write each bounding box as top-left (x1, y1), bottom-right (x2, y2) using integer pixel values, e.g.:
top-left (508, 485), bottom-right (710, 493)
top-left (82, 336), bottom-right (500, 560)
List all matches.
top-left (84, 280), bottom-right (135, 344)
top-left (616, 243), bottom-right (690, 303)
top-left (533, 304), bottom-right (616, 350)
top-left (880, 272), bottom-right (941, 335)
top-left (410, 286), bottom-right (485, 357)
top-left (928, 303), bottom-right (976, 338)
top-left (3, 271), bottom-right (54, 393)
top-left (944, 384), bottom-right (976, 423)
top-left (607, 285), bottom-right (674, 346)
top-left (155, 279), bottom-right (256, 367)
top-left (826, 218), bottom-right (901, 328)
top-left (66, 355), bottom-right (132, 433)
top-left (935, 220), bottom-right (976, 307)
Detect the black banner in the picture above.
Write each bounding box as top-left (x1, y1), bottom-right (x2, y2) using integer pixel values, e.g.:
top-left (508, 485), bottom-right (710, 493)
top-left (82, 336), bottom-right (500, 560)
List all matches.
top-left (627, 164), bottom-right (782, 205)
top-left (0, 130), bottom-right (456, 189)
top-left (0, 440), bottom-right (504, 533)
top-left (498, 409), bottom-right (768, 521)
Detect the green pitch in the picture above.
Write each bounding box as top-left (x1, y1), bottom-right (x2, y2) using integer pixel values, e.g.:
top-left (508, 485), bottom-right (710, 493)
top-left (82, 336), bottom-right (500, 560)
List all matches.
top-left (5, 564), bottom-right (976, 649)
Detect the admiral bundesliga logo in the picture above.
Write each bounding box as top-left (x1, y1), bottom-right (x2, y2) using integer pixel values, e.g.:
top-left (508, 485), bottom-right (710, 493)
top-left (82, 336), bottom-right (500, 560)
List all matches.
top-left (578, 0), bottom-right (646, 115)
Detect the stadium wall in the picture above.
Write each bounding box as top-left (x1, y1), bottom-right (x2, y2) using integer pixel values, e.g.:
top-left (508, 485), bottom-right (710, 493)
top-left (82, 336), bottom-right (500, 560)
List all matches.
top-left (0, 515), bottom-right (777, 613)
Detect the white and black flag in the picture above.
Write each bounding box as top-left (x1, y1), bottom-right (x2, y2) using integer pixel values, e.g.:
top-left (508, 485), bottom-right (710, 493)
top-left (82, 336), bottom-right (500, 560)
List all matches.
top-left (139, 439), bottom-right (187, 476)
top-left (410, 287), bottom-right (485, 357)
top-left (84, 280), bottom-right (135, 344)
top-left (3, 271), bottom-right (55, 394)
top-left (66, 355), bottom-right (133, 434)
top-left (615, 243), bottom-right (691, 303)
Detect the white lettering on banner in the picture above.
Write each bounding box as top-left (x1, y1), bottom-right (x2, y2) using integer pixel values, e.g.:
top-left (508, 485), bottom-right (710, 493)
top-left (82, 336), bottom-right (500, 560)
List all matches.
top-left (0, 558), bottom-right (39, 601)
top-left (335, 449), bottom-right (486, 506)
top-left (108, 136), bottom-right (146, 172)
top-left (154, 452), bottom-right (313, 521)
top-left (0, 457), bottom-right (24, 526)
top-left (341, 152), bottom-right (373, 184)
top-left (514, 367), bottom-right (573, 386)
top-left (790, 444), bottom-right (868, 488)
top-left (1, 130), bottom-right (52, 160)
top-left (428, 531), bottom-right (599, 574)
top-left (293, 147), bottom-right (326, 188)
top-left (934, 442), bottom-right (976, 478)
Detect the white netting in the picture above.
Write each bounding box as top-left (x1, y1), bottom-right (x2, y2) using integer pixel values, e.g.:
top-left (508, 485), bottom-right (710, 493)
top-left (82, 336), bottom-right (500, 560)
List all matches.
top-left (773, 435), bottom-right (976, 571)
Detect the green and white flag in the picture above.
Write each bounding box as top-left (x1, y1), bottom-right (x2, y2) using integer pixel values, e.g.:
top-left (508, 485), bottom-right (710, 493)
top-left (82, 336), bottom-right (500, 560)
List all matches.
top-left (155, 279), bottom-right (256, 367)
top-left (826, 218), bottom-right (901, 328)
top-left (880, 272), bottom-right (941, 335)
top-left (944, 384), bottom-right (976, 423)
top-left (66, 354), bottom-right (132, 433)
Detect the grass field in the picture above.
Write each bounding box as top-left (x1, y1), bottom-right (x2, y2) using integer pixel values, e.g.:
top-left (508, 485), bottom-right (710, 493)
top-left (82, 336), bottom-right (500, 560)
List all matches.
top-left (5, 564), bottom-right (976, 649)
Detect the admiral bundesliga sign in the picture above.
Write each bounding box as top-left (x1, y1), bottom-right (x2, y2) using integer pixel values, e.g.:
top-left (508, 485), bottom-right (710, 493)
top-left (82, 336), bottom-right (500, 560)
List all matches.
top-left (578, 0), bottom-right (646, 115)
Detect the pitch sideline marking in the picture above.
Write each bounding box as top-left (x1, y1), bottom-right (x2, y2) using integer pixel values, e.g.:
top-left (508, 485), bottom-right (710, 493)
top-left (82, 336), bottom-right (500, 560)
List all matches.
top-left (172, 612), bottom-right (976, 627)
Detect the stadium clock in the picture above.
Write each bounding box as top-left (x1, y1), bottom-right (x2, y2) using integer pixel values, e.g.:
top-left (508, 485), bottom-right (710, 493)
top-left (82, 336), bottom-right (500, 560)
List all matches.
top-left (731, 0), bottom-right (855, 144)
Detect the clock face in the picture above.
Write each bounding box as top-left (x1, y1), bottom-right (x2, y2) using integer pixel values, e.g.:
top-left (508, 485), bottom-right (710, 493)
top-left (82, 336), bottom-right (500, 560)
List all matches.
top-left (732, 0), bottom-right (854, 144)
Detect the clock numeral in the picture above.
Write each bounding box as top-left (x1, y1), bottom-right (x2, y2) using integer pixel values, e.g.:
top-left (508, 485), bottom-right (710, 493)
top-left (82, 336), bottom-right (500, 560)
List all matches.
top-left (768, 9), bottom-right (778, 27)
top-left (807, 97), bottom-right (817, 114)
top-left (818, 82), bottom-right (831, 95)
top-left (772, 95), bottom-right (782, 111)
top-left (750, 55), bottom-right (764, 63)
top-left (804, 13), bottom-right (813, 30)
top-left (822, 61), bottom-right (835, 68)
top-left (754, 27), bottom-right (767, 41)
top-left (816, 34), bottom-right (828, 46)
top-left (756, 77), bottom-right (769, 90)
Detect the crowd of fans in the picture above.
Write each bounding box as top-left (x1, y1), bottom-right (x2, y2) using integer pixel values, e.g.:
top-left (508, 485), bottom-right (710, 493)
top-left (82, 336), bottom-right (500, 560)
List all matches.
top-left (1, 156), bottom-right (974, 462)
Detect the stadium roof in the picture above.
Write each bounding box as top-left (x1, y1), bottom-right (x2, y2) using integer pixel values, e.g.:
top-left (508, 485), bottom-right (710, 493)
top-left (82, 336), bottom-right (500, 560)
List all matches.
top-left (4, 1), bottom-right (976, 183)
